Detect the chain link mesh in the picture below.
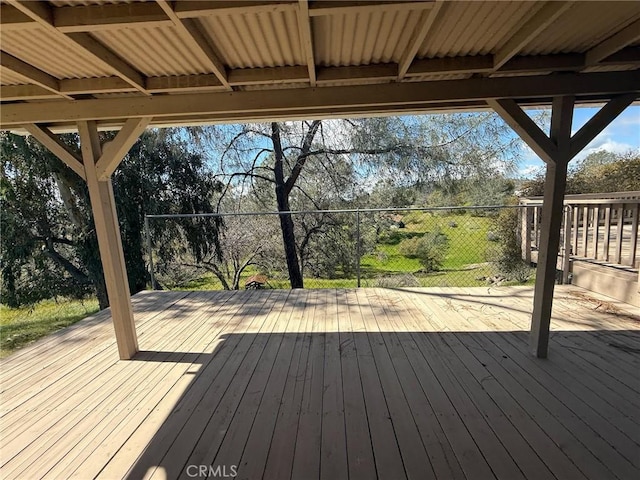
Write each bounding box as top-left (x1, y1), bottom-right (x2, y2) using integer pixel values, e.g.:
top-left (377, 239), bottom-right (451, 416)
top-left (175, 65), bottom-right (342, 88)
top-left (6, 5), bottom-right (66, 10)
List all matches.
top-left (147, 206), bottom-right (535, 290)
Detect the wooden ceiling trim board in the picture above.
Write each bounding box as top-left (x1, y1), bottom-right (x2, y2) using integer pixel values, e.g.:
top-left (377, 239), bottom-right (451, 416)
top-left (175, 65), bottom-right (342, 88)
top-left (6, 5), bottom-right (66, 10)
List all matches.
top-left (493, 1), bottom-right (573, 70)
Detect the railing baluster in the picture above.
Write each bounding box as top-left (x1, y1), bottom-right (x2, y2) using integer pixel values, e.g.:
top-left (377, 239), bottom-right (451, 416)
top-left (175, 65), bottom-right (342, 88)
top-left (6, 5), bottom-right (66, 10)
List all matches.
top-left (603, 206), bottom-right (612, 262)
top-left (562, 206), bottom-right (572, 284)
top-left (582, 205), bottom-right (589, 257)
top-left (615, 204), bottom-right (624, 264)
top-left (572, 206), bottom-right (580, 258)
top-left (628, 204), bottom-right (639, 268)
top-left (593, 206), bottom-right (600, 260)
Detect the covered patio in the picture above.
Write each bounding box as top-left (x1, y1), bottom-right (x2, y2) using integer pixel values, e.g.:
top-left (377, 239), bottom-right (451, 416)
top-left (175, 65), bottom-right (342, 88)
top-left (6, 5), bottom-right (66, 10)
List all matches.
top-left (2, 1), bottom-right (640, 478)
top-left (1, 286), bottom-right (639, 479)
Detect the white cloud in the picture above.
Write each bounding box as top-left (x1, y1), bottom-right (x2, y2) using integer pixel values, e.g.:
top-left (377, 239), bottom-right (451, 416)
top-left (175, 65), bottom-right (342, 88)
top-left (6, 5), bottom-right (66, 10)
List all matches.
top-left (573, 138), bottom-right (636, 162)
top-left (518, 164), bottom-right (544, 178)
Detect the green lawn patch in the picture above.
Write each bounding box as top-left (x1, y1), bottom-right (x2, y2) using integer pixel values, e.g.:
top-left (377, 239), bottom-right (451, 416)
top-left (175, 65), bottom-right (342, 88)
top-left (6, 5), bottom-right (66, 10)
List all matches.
top-left (0, 297), bottom-right (99, 358)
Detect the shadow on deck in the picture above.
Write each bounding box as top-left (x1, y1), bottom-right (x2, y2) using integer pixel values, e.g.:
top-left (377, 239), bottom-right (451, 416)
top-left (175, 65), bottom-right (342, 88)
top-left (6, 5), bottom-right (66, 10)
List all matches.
top-left (1, 287), bottom-right (639, 480)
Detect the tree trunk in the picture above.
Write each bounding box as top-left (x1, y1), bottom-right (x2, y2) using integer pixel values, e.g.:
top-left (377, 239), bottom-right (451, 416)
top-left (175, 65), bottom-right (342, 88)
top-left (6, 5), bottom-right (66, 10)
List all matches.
top-left (271, 122), bottom-right (304, 289)
top-left (276, 186), bottom-right (304, 288)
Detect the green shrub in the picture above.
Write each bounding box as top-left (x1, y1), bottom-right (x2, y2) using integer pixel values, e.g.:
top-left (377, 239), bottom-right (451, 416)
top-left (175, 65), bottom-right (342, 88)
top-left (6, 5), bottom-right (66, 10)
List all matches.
top-left (399, 229), bottom-right (449, 272)
top-left (488, 207), bottom-right (533, 282)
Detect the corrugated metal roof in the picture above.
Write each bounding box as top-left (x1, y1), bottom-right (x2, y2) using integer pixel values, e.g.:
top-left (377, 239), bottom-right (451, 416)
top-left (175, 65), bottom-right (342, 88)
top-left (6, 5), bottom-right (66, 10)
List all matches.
top-left (92, 26), bottom-right (213, 76)
top-left (0, 67), bottom-right (27, 85)
top-left (198, 10), bottom-right (304, 69)
top-left (418, 1), bottom-right (539, 58)
top-left (313, 9), bottom-right (421, 66)
top-left (523, 1), bottom-right (640, 55)
top-left (0, 28), bottom-right (114, 78)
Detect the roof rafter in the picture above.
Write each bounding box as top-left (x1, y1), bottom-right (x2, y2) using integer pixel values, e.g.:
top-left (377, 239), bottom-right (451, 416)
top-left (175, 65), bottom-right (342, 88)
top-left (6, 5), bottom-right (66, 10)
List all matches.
top-left (296, 0), bottom-right (316, 86)
top-left (0, 51), bottom-right (70, 98)
top-left (154, 0), bottom-right (230, 90)
top-left (493, 1), bottom-right (573, 70)
top-left (397, 0), bottom-right (445, 79)
top-left (585, 18), bottom-right (640, 65)
top-left (3, 71), bottom-right (637, 127)
top-left (4, 0), bottom-right (148, 95)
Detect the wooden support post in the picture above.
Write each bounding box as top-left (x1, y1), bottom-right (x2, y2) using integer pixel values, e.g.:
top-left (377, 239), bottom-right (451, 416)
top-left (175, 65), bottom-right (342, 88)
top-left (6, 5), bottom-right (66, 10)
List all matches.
top-left (490, 93), bottom-right (634, 358)
top-left (78, 120), bottom-right (139, 359)
top-left (593, 206), bottom-right (600, 259)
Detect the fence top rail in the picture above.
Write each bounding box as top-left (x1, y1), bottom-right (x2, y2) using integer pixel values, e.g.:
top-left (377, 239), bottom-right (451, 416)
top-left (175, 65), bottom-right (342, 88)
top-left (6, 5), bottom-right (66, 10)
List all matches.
top-left (520, 198), bottom-right (640, 206)
top-left (145, 204), bottom-right (526, 220)
top-left (520, 191), bottom-right (640, 205)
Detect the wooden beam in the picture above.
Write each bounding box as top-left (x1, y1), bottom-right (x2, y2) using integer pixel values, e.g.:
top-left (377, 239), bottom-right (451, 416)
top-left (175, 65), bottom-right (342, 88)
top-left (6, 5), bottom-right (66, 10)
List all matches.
top-left (487, 98), bottom-right (557, 164)
top-left (498, 53), bottom-right (584, 74)
top-left (398, 0), bottom-right (446, 78)
top-left (529, 95), bottom-right (574, 358)
top-left (146, 74), bottom-right (224, 93)
top-left (175, 1), bottom-right (297, 18)
top-left (585, 18), bottom-right (640, 65)
top-left (297, 0), bottom-right (316, 86)
top-left (229, 66), bottom-right (309, 86)
top-left (23, 124), bottom-right (85, 180)
top-left (569, 93), bottom-right (637, 159)
top-left (408, 55), bottom-right (494, 76)
top-left (78, 120), bottom-right (138, 360)
top-left (2, 70), bottom-right (638, 126)
top-left (0, 4), bottom-right (34, 31)
top-left (54, 2), bottom-right (172, 33)
top-left (66, 33), bottom-right (147, 94)
top-left (316, 64), bottom-right (397, 84)
top-left (96, 118), bottom-right (151, 179)
top-left (493, 1), bottom-right (573, 70)
top-left (155, 0), bottom-right (231, 90)
top-left (309, 1), bottom-right (435, 16)
top-left (5, 0), bottom-right (149, 95)
top-left (0, 51), bottom-right (67, 98)
top-left (61, 77), bottom-right (134, 95)
top-left (0, 84), bottom-right (58, 101)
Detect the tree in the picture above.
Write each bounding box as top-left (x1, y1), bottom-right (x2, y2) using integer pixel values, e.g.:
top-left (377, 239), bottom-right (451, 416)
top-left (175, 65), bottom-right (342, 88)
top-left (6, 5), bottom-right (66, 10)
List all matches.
top-left (1, 129), bottom-right (222, 308)
top-left (520, 149), bottom-right (640, 196)
top-left (196, 113), bottom-right (521, 288)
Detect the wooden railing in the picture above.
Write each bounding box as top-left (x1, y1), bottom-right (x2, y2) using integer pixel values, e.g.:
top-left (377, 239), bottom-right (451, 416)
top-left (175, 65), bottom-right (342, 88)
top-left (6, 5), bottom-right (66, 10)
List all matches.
top-left (519, 192), bottom-right (640, 283)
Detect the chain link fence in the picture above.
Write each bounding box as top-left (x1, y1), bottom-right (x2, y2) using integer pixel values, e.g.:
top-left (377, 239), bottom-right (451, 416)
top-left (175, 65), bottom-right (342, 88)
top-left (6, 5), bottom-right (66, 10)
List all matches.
top-left (145, 206), bottom-right (535, 291)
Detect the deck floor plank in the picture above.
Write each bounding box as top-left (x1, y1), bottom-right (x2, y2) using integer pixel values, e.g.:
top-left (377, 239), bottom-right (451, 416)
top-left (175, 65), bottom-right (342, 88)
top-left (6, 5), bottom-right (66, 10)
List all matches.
top-left (1, 286), bottom-right (639, 480)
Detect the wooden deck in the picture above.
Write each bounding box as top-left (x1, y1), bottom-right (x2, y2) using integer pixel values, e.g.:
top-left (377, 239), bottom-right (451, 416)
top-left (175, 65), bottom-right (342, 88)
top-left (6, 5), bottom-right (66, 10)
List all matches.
top-left (1, 286), bottom-right (639, 480)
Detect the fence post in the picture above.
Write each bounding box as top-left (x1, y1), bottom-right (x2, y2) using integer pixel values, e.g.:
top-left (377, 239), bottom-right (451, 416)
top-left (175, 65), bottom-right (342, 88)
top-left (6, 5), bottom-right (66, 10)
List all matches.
top-left (356, 209), bottom-right (361, 288)
top-left (562, 206), bottom-right (572, 284)
top-left (144, 215), bottom-right (157, 290)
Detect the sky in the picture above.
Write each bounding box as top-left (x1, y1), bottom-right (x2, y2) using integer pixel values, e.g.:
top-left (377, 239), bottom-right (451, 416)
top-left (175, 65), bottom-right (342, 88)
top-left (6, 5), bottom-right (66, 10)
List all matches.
top-left (517, 105), bottom-right (640, 178)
